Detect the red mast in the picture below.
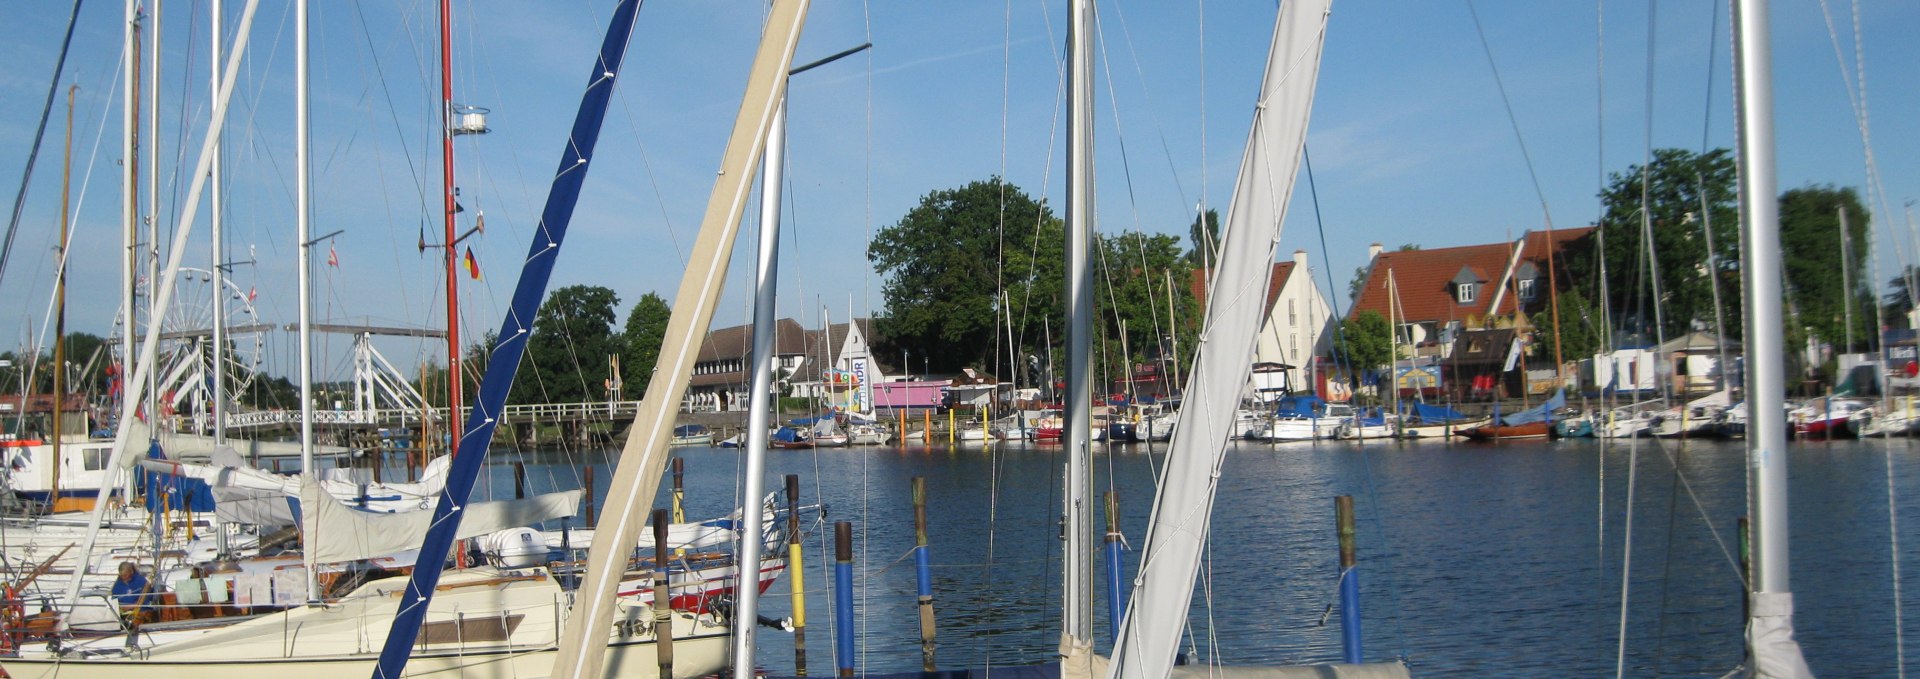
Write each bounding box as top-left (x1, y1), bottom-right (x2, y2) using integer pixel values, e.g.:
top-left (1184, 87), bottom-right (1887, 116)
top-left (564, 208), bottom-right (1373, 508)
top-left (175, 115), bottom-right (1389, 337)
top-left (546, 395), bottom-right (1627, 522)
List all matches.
top-left (439, 0), bottom-right (461, 464)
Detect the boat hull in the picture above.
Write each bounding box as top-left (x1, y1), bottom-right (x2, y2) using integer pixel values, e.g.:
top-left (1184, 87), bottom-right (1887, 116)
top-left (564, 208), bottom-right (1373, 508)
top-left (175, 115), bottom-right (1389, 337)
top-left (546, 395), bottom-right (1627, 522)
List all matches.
top-left (0, 630), bottom-right (728, 679)
top-left (1459, 422), bottom-right (1553, 441)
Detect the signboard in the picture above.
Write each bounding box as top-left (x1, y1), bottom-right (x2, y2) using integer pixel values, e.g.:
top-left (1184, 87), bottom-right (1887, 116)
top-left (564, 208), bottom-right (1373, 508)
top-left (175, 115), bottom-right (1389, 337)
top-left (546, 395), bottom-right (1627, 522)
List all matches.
top-left (852, 357), bottom-right (871, 411)
top-left (1394, 362), bottom-right (1441, 393)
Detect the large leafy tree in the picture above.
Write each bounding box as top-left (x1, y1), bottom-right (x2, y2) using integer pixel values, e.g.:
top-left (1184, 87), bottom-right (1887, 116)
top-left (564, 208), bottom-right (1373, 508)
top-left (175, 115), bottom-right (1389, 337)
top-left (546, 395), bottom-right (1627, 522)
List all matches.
top-left (1885, 265), bottom-right (1919, 328)
top-left (1529, 291), bottom-right (1603, 362)
top-left (868, 178), bottom-right (1064, 373)
top-left (510, 285), bottom-right (620, 404)
top-left (1332, 310), bottom-right (1393, 375)
top-left (1095, 231), bottom-right (1198, 384)
top-left (1563, 148), bottom-right (1740, 342)
top-left (1186, 208), bottom-right (1221, 269)
top-left (620, 293), bottom-right (671, 397)
top-left (1781, 186), bottom-right (1873, 351)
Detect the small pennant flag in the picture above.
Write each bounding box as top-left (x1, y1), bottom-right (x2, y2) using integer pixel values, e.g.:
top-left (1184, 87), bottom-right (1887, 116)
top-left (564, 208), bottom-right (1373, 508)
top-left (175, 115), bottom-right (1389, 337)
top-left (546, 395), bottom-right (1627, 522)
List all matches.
top-left (464, 247), bottom-right (481, 280)
top-left (327, 246), bottom-right (339, 267)
top-left (247, 287), bottom-right (257, 303)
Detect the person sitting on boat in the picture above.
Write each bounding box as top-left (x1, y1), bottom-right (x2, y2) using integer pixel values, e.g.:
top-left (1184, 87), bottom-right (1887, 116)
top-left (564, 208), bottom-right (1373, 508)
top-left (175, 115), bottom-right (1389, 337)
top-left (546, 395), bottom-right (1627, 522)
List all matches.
top-left (112, 562), bottom-right (156, 623)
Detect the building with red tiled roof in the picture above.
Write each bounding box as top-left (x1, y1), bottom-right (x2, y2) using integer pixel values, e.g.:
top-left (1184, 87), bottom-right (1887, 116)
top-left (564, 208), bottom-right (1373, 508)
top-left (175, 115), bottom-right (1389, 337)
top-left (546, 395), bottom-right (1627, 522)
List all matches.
top-left (684, 318), bottom-right (812, 412)
top-left (1348, 227), bottom-right (1595, 348)
top-left (1189, 250), bottom-right (1334, 392)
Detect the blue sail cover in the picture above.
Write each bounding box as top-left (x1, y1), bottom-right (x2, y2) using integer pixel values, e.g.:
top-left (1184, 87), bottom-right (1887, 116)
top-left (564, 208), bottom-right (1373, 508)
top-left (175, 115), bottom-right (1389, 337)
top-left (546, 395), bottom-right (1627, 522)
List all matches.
top-left (370, 2), bottom-right (643, 677)
top-left (1401, 401), bottom-right (1470, 423)
top-left (1273, 395), bottom-right (1327, 418)
top-left (1500, 389), bottom-right (1567, 427)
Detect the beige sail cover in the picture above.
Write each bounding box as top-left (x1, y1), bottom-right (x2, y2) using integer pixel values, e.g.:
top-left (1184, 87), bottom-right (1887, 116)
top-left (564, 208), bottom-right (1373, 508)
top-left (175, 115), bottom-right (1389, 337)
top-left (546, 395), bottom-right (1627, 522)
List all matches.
top-left (299, 477), bottom-right (580, 564)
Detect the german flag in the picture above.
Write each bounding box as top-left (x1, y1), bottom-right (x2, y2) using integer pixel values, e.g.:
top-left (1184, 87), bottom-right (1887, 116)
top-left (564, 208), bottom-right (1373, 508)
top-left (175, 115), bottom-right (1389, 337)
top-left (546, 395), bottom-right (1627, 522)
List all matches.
top-left (464, 247), bottom-right (481, 281)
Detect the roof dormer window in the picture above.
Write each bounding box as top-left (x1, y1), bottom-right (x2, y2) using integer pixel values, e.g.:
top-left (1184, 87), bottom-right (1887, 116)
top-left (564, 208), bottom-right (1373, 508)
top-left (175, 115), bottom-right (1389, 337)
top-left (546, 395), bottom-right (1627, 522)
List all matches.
top-left (1457, 282), bottom-right (1477, 304)
top-left (1518, 277), bottom-right (1537, 301)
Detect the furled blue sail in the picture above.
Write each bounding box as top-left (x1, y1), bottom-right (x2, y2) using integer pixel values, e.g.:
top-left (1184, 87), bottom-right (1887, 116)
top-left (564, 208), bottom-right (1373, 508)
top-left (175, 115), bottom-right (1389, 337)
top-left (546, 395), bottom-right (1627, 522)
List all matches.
top-left (369, 2), bottom-right (643, 677)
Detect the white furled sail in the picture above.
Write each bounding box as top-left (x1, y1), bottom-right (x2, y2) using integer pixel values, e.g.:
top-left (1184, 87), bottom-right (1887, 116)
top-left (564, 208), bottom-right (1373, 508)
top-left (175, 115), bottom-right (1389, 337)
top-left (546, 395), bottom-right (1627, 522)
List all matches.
top-left (1105, 1), bottom-right (1332, 677)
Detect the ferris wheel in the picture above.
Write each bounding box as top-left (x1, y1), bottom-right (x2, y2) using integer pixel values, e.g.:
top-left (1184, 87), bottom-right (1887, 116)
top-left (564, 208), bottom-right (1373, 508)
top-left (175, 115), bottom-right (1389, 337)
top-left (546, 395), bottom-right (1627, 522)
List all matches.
top-left (116, 267), bottom-right (267, 420)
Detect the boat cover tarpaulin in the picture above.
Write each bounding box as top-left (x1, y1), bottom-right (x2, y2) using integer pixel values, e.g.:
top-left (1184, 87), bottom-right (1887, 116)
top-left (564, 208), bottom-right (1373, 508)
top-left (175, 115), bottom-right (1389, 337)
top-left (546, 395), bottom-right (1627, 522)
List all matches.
top-left (300, 477), bottom-right (581, 564)
top-left (1500, 389), bottom-right (1566, 426)
top-left (1273, 395), bottom-right (1327, 418)
top-left (1402, 402), bottom-right (1469, 422)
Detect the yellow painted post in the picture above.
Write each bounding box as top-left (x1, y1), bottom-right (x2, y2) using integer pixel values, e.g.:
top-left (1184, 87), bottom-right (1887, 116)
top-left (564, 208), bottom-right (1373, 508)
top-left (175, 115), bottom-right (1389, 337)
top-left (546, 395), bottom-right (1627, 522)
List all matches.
top-left (786, 474), bottom-right (808, 674)
top-left (898, 410), bottom-right (907, 445)
top-left (947, 409), bottom-right (955, 444)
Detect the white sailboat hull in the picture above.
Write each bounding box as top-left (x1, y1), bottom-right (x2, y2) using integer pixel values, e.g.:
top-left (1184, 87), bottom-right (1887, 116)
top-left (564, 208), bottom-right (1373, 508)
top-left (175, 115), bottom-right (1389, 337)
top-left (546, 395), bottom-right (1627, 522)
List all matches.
top-left (3, 568), bottom-right (730, 679)
top-left (1, 631), bottom-right (727, 679)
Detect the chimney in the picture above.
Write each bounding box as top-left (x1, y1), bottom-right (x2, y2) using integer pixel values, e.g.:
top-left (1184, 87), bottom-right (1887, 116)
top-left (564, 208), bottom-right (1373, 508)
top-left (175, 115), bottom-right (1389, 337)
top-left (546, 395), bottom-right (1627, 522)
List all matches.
top-left (1293, 249), bottom-right (1309, 269)
top-left (1367, 242), bottom-right (1383, 261)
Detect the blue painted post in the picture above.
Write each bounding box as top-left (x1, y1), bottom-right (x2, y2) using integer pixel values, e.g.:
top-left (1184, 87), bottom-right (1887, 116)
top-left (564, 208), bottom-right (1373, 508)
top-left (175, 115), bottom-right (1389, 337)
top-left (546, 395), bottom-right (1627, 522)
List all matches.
top-left (1103, 492), bottom-right (1124, 643)
top-left (912, 477), bottom-right (936, 671)
top-left (834, 521), bottom-right (856, 678)
top-left (1336, 495), bottom-right (1362, 664)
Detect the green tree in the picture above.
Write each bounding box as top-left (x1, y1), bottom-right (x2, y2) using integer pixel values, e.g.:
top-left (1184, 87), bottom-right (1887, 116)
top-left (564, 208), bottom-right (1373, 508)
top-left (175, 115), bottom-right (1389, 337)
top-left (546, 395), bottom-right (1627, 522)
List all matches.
top-left (1529, 290), bottom-right (1603, 361)
top-left (1186, 209), bottom-right (1221, 269)
top-left (1095, 231), bottom-right (1199, 384)
top-left (1885, 265), bottom-right (1918, 329)
top-left (1563, 148), bottom-right (1740, 341)
top-left (511, 285), bottom-right (620, 404)
top-left (620, 292), bottom-right (671, 397)
top-left (868, 178), bottom-right (1064, 373)
top-left (1332, 310), bottom-right (1393, 374)
top-left (1780, 185), bottom-right (1873, 351)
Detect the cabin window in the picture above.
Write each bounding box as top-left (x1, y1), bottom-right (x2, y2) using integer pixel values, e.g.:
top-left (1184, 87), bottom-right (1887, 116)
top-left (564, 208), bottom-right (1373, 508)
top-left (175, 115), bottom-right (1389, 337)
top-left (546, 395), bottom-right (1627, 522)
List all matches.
top-left (1456, 283), bottom-right (1477, 304)
top-left (1518, 278), bottom-right (1537, 301)
top-left (83, 448), bottom-right (109, 471)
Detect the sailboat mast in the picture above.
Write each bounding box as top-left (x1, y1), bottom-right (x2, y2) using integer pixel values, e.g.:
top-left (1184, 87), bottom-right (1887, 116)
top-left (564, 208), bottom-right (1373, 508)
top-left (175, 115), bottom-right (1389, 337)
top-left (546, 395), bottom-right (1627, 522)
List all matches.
top-left (295, 0), bottom-right (319, 603)
top-left (211, 0), bottom-right (227, 447)
top-left (1061, 0), bottom-right (1096, 652)
top-left (1735, 1), bottom-right (1812, 672)
top-left (438, 0), bottom-right (462, 463)
top-left (122, 0), bottom-right (138, 433)
top-left (731, 95), bottom-right (786, 679)
top-left (53, 84), bottom-right (73, 503)
top-left (147, 0), bottom-right (161, 430)
top-left (1698, 177), bottom-right (1732, 396)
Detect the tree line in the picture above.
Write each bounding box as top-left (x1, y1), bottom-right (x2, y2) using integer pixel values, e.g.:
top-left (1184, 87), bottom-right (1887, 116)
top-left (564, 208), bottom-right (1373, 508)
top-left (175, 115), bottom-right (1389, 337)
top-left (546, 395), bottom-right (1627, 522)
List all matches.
top-left (866, 177), bottom-right (1208, 391)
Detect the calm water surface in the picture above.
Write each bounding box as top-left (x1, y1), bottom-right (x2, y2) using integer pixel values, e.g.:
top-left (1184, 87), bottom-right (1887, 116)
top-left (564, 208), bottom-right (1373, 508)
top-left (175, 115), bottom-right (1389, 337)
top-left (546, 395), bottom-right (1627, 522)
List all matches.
top-left (474, 437), bottom-right (1920, 677)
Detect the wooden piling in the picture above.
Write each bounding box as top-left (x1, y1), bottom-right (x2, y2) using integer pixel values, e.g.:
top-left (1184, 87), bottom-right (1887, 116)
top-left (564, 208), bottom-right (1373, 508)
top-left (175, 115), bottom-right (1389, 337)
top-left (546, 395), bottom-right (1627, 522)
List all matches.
top-left (787, 474), bottom-right (809, 675)
top-left (671, 457), bottom-right (686, 523)
top-left (584, 465), bottom-right (597, 525)
top-left (922, 410), bottom-right (932, 443)
top-left (913, 477), bottom-right (936, 670)
top-left (512, 461), bottom-right (526, 499)
top-left (653, 508), bottom-right (673, 677)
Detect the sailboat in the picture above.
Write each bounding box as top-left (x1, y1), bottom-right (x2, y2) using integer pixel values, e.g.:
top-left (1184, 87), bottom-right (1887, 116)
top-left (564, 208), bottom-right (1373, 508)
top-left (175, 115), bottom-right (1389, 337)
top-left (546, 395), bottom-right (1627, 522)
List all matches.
top-left (4, 2), bottom-right (751, 678)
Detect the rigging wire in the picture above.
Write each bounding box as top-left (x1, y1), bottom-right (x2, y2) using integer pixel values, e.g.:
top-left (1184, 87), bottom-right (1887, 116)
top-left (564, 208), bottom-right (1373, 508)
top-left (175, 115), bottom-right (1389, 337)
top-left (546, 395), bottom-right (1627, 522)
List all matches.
top-left (1810, 0), bottom-right (1909, 672)
top-left (0, 0), bottom-right (86, 295)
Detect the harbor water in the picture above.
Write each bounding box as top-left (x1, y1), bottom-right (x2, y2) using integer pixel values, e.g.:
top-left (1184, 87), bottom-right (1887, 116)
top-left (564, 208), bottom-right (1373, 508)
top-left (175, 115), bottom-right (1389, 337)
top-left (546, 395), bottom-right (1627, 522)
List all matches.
top-left (469, 437), bottom-right (1920, 677)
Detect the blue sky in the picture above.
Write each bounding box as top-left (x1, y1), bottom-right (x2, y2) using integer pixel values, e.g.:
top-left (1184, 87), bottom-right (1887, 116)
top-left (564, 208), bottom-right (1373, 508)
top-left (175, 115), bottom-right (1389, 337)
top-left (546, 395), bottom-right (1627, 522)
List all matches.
top-left (0, 1), bottom-right (1916, 384)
